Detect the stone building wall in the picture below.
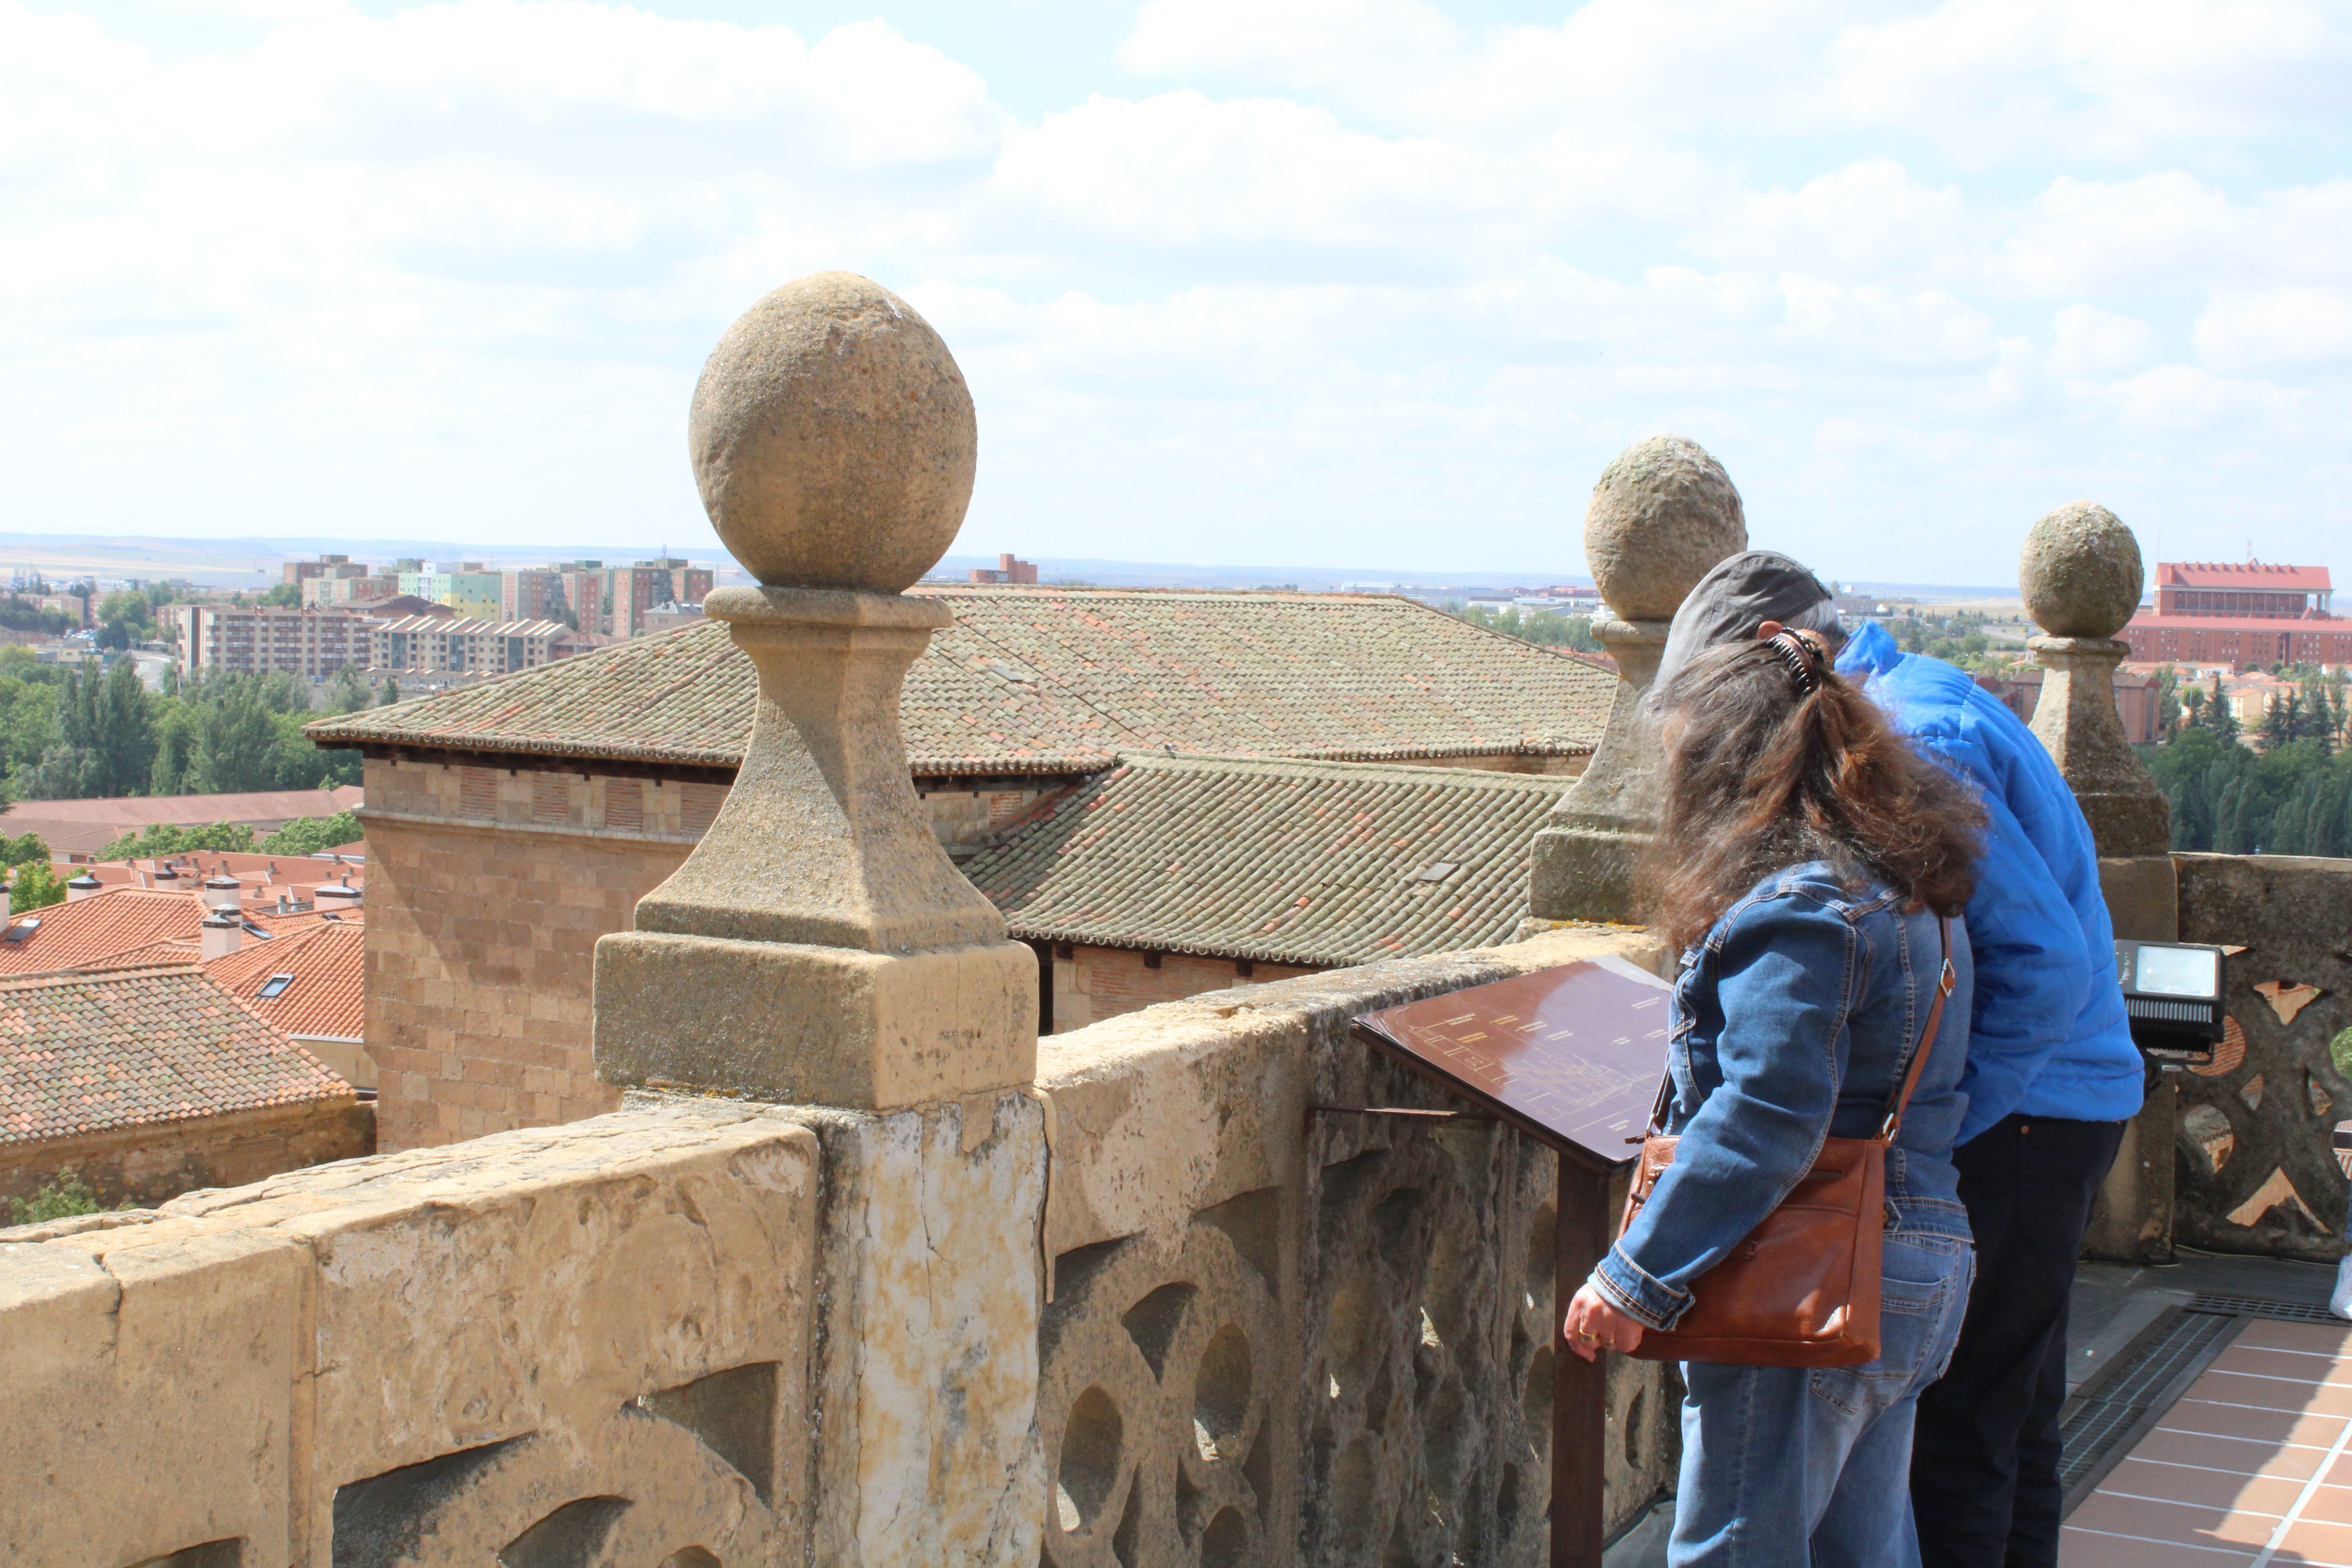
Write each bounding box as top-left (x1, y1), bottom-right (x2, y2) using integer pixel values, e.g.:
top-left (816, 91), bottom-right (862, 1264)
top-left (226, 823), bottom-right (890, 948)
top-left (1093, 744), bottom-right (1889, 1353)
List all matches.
top-left (361, 757), bottom-right (708, 1150)
top-left (1051, 944), bottom-right (1322, 1033)
top-left (359, 759), bottom-right (1080, 1149)
top-left (2170, 853), bottom-right (2352, 1261)
top-left (0, 1099), bottom-right (374, 1210)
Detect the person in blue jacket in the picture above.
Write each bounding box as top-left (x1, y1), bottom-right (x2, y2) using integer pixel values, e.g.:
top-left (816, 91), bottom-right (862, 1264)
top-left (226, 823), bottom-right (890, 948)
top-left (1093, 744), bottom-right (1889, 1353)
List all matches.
top-left (1653, 553), bottom-right (2144, 1568)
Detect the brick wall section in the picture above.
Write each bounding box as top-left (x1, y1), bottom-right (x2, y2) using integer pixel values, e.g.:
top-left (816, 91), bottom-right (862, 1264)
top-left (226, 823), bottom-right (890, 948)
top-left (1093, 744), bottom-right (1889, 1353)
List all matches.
top-left (363, 758), bottom-right (699, 1151)
top-left (0, 1099), bottom-right (373, 1209)
top-left (1051, 944), bottom-right (1321, 1031)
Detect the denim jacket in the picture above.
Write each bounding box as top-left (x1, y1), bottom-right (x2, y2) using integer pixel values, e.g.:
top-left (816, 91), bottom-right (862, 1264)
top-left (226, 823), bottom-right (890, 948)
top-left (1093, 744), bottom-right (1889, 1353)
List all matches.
top-left (1592, 863), bottom-right (1976, 1332)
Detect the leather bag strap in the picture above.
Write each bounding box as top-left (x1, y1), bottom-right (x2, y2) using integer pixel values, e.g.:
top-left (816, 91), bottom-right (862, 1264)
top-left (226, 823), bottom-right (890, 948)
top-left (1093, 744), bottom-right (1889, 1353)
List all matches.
top-left (1878, 915), bottom-right (1955, 1141)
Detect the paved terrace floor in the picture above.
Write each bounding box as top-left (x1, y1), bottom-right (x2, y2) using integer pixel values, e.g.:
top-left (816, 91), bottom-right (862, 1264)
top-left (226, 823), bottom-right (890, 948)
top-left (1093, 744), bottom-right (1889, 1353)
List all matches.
top-left (1606, 1249), bottom-right (2350, 1566)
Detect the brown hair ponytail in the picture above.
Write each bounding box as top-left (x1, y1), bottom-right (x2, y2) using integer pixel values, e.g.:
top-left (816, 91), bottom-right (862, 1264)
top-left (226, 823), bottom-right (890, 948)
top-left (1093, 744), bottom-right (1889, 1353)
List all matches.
top-left (1637, 638), bottom-right (1986, 951)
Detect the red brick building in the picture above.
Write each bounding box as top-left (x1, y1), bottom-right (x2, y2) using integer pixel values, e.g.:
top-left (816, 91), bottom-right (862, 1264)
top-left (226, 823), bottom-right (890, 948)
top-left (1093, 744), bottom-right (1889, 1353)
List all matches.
top-left (2152, 561), bottom-right (2332, 619)
top-left (2120, 617), bottom-right (2352, 671)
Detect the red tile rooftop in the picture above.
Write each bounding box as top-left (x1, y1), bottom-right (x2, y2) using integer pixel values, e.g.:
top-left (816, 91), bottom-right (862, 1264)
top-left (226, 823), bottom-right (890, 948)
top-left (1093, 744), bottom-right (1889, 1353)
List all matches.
top-left (204, 918), bottom-right (364, 1044)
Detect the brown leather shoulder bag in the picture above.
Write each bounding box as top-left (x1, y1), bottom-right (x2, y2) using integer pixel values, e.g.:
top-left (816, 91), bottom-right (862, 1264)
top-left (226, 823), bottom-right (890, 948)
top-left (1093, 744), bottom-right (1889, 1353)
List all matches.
top-left (1620, 916), bottom-right (1954, 1368)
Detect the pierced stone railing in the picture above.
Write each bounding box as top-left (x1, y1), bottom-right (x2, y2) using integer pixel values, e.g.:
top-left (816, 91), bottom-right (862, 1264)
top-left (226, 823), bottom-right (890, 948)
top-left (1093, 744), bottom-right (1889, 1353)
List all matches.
top-left (1031, 926), bottom-right (1676, 1567)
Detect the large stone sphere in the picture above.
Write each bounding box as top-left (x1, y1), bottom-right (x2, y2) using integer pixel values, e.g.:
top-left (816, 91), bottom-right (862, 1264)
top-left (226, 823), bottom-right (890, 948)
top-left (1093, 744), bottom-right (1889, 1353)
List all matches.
top-left (2020, 502), bottom-right (2142, 639)
top-left (689, 272), bottom-right (976, 592)
top-left (1583, 435), bottom-right (1748, 621)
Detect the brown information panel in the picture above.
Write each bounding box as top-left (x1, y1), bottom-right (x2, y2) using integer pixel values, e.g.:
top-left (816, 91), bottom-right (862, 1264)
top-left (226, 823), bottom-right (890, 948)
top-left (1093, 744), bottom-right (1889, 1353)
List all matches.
top-left (1351, 958), bottom-right (1675, 1171)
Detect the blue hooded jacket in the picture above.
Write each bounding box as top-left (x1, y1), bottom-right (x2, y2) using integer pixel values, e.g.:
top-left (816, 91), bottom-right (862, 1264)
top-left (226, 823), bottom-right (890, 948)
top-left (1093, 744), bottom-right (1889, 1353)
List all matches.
top-left (1835, 620), bottom-right (2142, 1142)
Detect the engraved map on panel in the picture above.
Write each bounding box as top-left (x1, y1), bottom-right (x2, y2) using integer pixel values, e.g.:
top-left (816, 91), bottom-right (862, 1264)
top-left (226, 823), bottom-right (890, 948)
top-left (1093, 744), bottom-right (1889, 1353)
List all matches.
top-left (1352, 961), bottom-right (1674, 1165)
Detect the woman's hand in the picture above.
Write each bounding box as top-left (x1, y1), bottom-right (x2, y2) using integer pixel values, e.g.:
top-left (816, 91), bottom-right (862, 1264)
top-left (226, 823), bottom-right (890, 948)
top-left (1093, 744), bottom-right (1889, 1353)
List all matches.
top-left (1564, 1284), bottom-right (1644, 1362)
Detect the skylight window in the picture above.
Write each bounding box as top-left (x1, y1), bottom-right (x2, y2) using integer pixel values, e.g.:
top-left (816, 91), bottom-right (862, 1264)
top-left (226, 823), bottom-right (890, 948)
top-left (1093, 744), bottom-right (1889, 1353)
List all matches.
top-left (258, 973), bottom-right (295, 1000)
top-left (1415, 862), bottom-right (1458, 882)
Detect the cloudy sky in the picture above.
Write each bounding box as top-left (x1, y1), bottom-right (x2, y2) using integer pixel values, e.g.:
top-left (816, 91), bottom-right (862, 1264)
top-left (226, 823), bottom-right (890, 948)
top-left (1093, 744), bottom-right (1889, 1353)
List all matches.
top-left (5, 0), bottom-right (2348, 583)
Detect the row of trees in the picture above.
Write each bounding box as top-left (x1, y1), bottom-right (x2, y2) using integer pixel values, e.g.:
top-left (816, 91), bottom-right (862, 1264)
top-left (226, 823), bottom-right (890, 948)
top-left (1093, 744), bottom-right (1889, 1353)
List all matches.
top-left (1446, 603), bottom-right (1604, 652)
top-left (0, 651), bottom-right (397, 802)
top-left (2147, 667), bottom-right (2352, 858)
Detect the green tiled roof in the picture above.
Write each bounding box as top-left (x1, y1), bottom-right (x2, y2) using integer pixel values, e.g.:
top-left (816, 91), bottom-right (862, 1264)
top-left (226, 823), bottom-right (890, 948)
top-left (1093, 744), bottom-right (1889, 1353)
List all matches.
top-left (0, 965), bottom-right (352, 1146)
top-left (309, 589), bottom-right (1615, 774)
top-left (959, 752), bottom-right (1575, 968)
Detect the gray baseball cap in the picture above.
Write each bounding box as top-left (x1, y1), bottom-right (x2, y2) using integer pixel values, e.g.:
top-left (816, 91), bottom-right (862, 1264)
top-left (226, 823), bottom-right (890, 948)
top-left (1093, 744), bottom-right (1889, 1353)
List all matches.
top-left (1650, 551), bottom-right (1843, 699)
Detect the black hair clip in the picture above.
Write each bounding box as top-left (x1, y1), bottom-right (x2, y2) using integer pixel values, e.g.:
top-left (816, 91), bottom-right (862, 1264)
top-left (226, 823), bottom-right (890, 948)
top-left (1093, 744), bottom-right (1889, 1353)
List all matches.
top-left (1766, 631), bottom-right (1822, 695)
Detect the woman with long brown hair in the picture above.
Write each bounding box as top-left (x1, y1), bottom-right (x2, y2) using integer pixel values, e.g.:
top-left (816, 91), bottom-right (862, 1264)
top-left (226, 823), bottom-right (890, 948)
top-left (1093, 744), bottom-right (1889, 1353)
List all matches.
top-left (1563, 626), bottom-right (1987, 1566)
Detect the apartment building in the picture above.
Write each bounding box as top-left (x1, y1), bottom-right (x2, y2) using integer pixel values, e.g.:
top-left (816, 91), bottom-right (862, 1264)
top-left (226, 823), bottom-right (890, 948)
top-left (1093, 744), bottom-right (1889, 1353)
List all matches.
top-left (553, 560), bottom-right (713, 638)
top-left (500, 569), bottom-right (568, 622)
top-left (369, 615), bottom-right (576, 675)
top-left (302, 575), bottom-right (403, 608)
top-left (172, 605), bottom-right (376, 680)
top-left (282, 555), bottom-right (372, 589)
top-left (396, 565), bottom-right (503, 619)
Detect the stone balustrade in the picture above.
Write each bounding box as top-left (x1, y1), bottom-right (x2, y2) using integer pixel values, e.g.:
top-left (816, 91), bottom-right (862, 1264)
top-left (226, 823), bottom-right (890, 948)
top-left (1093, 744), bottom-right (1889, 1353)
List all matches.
top-left (0, 926), bottom-right (1672, 1566)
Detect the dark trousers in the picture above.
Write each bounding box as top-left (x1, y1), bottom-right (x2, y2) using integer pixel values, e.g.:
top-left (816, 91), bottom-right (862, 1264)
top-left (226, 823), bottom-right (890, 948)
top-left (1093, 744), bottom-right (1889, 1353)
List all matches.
top-left (1910, 1113), bottom-right (2128, 1568)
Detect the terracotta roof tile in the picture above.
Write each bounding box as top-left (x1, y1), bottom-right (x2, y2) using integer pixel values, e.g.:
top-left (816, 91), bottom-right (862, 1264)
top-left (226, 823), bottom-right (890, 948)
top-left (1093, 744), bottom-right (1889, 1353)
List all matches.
top-left (0, 888), bottom-right (339, 978)
top-left (0, 964), bottom-right (351, 1145)
top-left (960, 752), bottom-right (1575, 968)
top-left (203, 919), bottom-right (364, 1042)
top-left (309, 589), bottom-right (1615, 773)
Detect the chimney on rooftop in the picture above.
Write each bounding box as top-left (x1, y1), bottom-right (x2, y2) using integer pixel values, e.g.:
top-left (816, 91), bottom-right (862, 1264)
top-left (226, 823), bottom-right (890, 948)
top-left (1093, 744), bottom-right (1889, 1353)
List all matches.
top-left (152, 864), bottom-right (179, 884)
top-left (66, 873), bottom-right (101, 901)
top-left (203, 875), bottom-right (240, 912)
top-left (315, 877), bottom-right (361, 908)
top-left (201, 909), bottom-right (241, 960)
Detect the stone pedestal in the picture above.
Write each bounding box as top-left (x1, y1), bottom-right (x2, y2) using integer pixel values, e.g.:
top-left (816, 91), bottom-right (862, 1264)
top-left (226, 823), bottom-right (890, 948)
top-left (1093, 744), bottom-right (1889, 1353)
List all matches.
top-left (595, 273), bottom-right (1044, 1567)
top-left (1528, 618), bottom-right (1668, 924)
top-left (2028, 635), bottom-right (2170, 858)
top-left (2018, 504), bottom-right (2179, 1260)
top-left (596, 585), bottom-right (1038, 1111)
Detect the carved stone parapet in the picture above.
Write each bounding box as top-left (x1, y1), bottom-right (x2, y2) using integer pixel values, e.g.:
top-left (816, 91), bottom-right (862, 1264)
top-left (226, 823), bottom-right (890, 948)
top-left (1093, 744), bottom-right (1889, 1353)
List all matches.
top-left (2027, 635), bottom-right (2170, 857)
top-left (1529, 434), bottom-right (1746, 923)
top-left (2016, 501), bottom-right (2169, 859)
top-left (1528, 618), bottom-right (1670, 924)
top-left (633, 586), bottom-right (1005, 952)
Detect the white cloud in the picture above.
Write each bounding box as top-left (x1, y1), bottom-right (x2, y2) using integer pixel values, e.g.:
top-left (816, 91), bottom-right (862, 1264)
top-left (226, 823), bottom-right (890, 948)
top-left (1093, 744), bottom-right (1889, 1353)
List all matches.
top-left (2048, 304), bottom-right (2154, 381)
top-left (0, 0), bottom-right (2347, 579)
top-left (2194, 287), bottom-right (2352, 373)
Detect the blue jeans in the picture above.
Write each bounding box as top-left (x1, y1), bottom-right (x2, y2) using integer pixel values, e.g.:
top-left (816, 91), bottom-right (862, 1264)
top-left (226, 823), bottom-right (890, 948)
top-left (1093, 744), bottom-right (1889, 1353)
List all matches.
top-left (1669, 1231), bottom-right (1975, 1567)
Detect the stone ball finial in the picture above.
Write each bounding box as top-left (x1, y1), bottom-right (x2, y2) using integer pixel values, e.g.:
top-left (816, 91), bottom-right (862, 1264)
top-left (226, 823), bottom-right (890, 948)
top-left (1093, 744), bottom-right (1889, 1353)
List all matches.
top-left (1582, 434), bottom-right (1749, 621)
top-left (689, 271), bottom-right (976, 593)
top-left (2020, 502), bottom-right (2143, 639)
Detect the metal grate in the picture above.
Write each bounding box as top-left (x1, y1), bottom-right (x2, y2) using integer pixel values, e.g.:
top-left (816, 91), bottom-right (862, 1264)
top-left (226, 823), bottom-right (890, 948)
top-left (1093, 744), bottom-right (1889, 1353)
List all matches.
top-left (2188, 1293), bottom-right (2343, 1323)
top-left (2059, 1307), bottom-right (2241, 1510)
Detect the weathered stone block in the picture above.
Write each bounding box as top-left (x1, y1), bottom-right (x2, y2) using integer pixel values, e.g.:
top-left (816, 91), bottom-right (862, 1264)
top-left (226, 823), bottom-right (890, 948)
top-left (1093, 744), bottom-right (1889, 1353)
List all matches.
top-left (596, 929), bottom-right (1038, 1111)
top-left (0, 1218), bottom-right (308, 1568)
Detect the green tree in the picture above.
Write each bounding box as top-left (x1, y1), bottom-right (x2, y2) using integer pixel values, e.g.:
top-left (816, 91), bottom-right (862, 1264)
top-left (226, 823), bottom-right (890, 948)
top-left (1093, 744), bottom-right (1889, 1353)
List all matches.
top-left (5, 1166), bottom-right (103, 1225)
top-left (8, 860), bottom-right (68, 914)
top-left (2207, 679), bottom-right (2240, 744)
top-left (261, 811), bottom-right (362, 857)
top-left (89, 659), bottom-right (154, 797)
top-left (92, 821), bottom-right (258, 860)
top-left (0, 832), bottom-right (49, 867)
top-left (258, 583), bottom-right (302, 607)
top-left (324, 665), bottom-right (372, 715)
top-left (377, 677), bottom-right (401, 707)
top-left (191, 684), bottom-right (280, 793)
